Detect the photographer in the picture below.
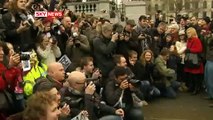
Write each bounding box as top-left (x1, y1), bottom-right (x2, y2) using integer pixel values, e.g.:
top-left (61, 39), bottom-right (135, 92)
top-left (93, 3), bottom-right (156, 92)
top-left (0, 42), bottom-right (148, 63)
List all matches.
top-left (146, 22), bottom-right (167, 57)
top-left (61, 71), bottom-right (124, 120)
top-left (105, 66), bottom-right (144, 120)
top-left (2, 0), bottom-right (40, 51)
top-left (28, 0), bottom-right (55, 10)
top-left (57, 16), bottom-right (72, 55)
top-left (0, 41), bottom-right (24, 118)
top-left (66, 25), bottom-right (90, 72)
top-left (36, 33), bottom-right (61, 65)
top-left (0, 0), bottom-right (9, 31)
top-left (77, 56), bottom-right (104, 97)
top-left (79, 56), bottom-right (102, 81)
top-left (132, 15), bottom-right (152, 57)
top-left (116, 20), bottom-right (140, 60)
top-left (93, 22), bottom-right (119, 80)
top-left (114, 21), bottom-right (136, 59)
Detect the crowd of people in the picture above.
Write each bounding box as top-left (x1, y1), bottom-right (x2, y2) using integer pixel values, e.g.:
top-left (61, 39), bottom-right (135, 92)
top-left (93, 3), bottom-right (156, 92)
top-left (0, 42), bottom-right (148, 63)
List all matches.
top-left (0, 0), bottom-right (213, 120)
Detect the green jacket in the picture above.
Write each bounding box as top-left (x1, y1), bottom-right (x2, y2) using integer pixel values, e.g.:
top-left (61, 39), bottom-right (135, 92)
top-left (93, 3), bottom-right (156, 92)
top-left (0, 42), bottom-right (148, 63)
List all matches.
top-left (154, 56), bottom-right (176, 87)
top-left (23, 63), bottom-right (47, 96)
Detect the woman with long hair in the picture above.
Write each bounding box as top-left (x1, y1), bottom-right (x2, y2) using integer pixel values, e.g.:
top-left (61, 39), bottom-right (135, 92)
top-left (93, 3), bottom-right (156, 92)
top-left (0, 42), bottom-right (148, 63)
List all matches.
top-left (36, 33), bottom-right (61, 65)
top-left (140, 49), bottom-right (161, 100)
top-left (2, 0), bottom-right (40, 51)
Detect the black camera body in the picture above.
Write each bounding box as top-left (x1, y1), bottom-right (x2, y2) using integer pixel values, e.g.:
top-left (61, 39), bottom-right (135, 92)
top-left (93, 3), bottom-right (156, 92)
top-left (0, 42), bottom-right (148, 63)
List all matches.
top-left (81, 21), bottom-right (91, 30)
top-left (20, 54), bottom-right (30, 61)
top-left (51, 19), bottom-right (62, 35)
top-left (72, 32), bottom-right (81, 47)
top-left (123, 31), bottom-right (130, 38)
top-left (18, 13), bottom-right (34, 26)
top-left (14, 47), bottom-right (30, 61)
top-left (73, 37), bottom-right (80, 47)
top-left (51, 35), bottom-right (58, 44)
top-left (0, 8), bottom-right (8, 14)
top-left (127, 76), bottom-right (140, 86)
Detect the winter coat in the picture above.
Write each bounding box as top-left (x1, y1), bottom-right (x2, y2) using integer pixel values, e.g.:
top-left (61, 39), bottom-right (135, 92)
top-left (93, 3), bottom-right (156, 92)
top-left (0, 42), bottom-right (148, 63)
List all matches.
top-left (184, 37), bottom-right (204, 74)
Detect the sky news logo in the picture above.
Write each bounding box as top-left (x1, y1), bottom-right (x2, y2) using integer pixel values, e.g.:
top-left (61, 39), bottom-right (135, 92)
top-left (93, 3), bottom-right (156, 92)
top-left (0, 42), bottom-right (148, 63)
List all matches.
top-left (34, 11), bottom-right (63, 17)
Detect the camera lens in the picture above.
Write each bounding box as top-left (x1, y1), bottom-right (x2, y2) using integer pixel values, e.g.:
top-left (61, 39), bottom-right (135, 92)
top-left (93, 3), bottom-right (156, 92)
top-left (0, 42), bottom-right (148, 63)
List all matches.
top-left (75, 42), bottom-right (81, 47)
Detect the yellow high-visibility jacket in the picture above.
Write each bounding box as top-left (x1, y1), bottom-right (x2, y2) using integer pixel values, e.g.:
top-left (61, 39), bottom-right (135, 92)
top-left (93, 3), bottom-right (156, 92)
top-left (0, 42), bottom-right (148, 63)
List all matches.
top-left (23, 63), bottom-right (47, 96)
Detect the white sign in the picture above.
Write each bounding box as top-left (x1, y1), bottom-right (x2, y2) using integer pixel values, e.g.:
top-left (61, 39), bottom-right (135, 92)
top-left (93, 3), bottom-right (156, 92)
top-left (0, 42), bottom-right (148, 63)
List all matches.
top-left (58, 55), bottom-right (72, 70)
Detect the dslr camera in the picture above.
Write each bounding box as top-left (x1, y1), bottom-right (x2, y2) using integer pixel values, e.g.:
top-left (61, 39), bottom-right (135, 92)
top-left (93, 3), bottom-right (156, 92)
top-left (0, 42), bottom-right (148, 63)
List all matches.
top-left (0, 8), bottom-right (8, 14)
top-left (19, 13), bottom-right (35, 26)
top-left (127, 76), bottom-right (140, 86)
top-left (72, 32), bottom-right (81, 47)
top-left (14, 47), bottom-right (30, 61)
top-left (51, 20), bottom-right (62, 35)
top-left (20, 53), bottom-right (30, 61)
top-left (112, 23), bottom-right (124, 40)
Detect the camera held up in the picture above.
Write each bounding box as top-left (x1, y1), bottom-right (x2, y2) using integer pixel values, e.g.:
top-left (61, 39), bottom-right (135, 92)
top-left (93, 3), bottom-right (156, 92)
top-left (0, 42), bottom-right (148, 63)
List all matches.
top-left (127, 76), bottom-right (141, 86)
top-left (72, 32), bottom-right (81, 47)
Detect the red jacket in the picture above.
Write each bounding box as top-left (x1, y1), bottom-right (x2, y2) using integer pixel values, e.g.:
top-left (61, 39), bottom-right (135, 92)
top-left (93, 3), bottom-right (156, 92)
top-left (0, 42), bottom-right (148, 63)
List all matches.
top-left (184, 37), bottom-right (204, 74)
top-left (0, 63), bottom-right (22, 91)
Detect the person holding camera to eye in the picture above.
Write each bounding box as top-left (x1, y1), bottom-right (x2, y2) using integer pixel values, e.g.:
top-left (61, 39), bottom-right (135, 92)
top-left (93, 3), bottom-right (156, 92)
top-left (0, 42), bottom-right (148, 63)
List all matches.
top-left (116, 19), bottom-right (136, 60)
top-left (36, 33), bottom-right (61, 65)
top-left (66, 25), bottom-right (90, 72)
top-left (77, 56), bottom-right (104, 97)
top-left (0, 41), bottom-right (25, 119)
top-left (93, 22), bottom-right (119, 82)
top-left (78, 57), bottom-right (102, 81)
top-left (105, 66), bottom-right (144, 120)
top-left (2, 0), bottom-right (40, 51)
top-left (131, 15), bottom-right (153, 57)
top-left (60, 71), bottom-right (124, 120)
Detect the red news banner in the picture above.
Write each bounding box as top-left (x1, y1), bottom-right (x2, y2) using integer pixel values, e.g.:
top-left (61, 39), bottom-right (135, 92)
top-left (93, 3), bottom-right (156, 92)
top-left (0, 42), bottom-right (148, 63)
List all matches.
top-left (34, 11), bottom-right (63, 17)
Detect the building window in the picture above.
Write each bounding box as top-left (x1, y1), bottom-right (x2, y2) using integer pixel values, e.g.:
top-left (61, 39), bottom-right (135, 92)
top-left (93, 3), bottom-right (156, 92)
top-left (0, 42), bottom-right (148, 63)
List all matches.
top-left (155, 4), bottom-right (159, 11)
top-left (193, 12), bottom-right (198, 18)
top-left (185, 2), bottom-right (190, 9)
top-left (194, 1), bottom-right (199, 8)
top-left (148, 5), bottom-right (151, 12)
top-left (176, 0), bottom-right (183, 11)
top-left (212, 0), bottom-right (213, 8)
top-left (203, 11), bottom-right (207, 17)
top-left (203, 1), bottom-right (207, 8)
top-left (169, 3), bottom-right (174, 11)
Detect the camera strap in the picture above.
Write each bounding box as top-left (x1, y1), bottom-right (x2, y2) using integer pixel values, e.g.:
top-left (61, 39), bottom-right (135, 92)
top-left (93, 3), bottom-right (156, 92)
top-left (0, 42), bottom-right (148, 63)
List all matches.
top-left (113, 90), bottom-right (124, 108)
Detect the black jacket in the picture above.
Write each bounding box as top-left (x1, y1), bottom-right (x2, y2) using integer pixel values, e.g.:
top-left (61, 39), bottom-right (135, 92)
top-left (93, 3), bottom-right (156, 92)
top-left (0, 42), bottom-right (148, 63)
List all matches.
top-left (127, 61), bottom-right (145, 81)
top-left (104, 80), bottom-right (144, 111)
top-left (2, 12), bottom-right (38, 51)
top-left (60, 87), bottom-right (116, 120)
top-left (93, 35), bottom-right (116, 77)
